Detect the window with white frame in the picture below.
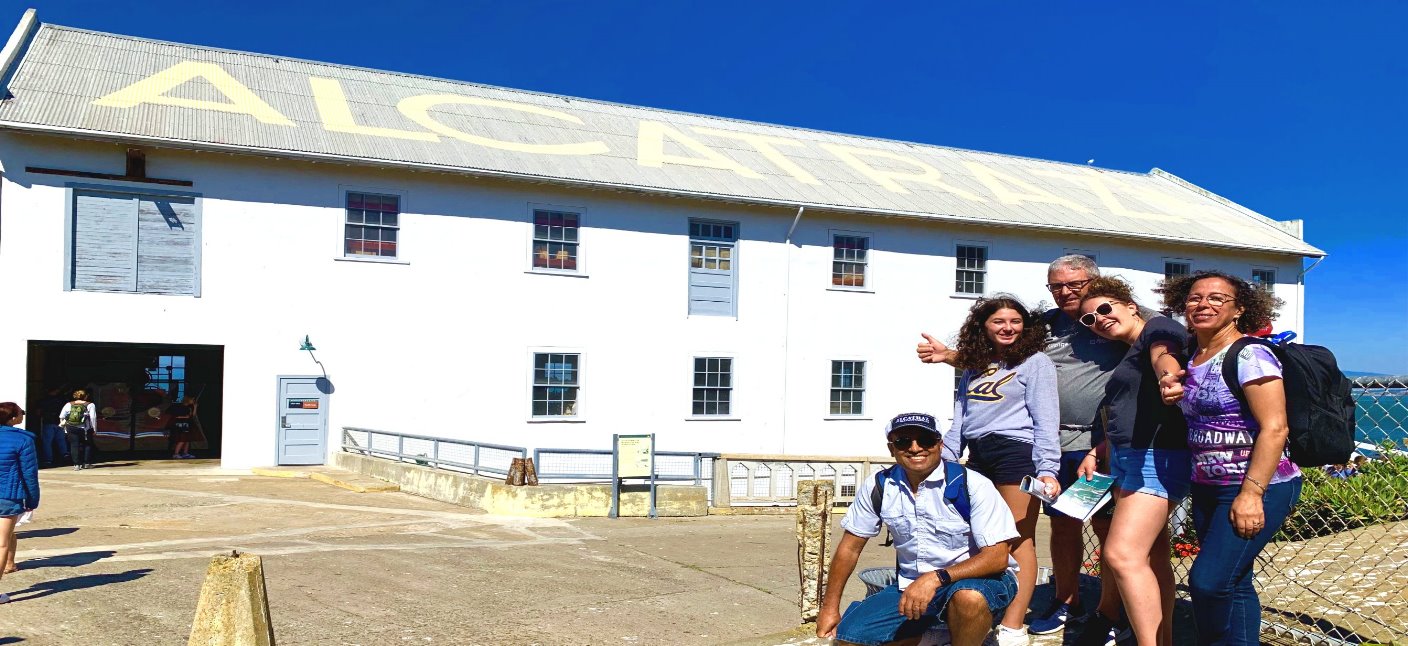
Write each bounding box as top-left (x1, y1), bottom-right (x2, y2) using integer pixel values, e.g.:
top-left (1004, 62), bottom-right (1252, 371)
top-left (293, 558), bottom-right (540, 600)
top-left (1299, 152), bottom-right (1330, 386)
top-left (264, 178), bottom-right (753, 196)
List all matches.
top-left (1252, 268), bottom-right (1276, 293)
top-left (345, 192), bottom-right (400, 258)
top-left (532, 352), bottom-right (580, 417)
top-left (955, 244), bottom-right (987, 295)
top-left (532, 209), bottom-right (580, 271)
top-left (692, 357), bottom-right (733, 416)
top-left (688, 220), bottom-right (738, 316)
top-left (830, 360), bottom-right (865, 416)
top-left (1164, 260), bottom-right (1192, 281)
top-left (832, 234), bottom-right (869, 288)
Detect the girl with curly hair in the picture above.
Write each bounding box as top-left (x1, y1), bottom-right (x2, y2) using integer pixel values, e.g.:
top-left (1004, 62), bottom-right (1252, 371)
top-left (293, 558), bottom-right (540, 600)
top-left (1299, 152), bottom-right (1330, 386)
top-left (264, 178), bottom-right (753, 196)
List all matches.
top-left (940, 295), bottom-right (1059, 644)
top-left (1073, 276), bottom-right (1189, 646)
top-left (1161, 270), bottom-right (1298, 646)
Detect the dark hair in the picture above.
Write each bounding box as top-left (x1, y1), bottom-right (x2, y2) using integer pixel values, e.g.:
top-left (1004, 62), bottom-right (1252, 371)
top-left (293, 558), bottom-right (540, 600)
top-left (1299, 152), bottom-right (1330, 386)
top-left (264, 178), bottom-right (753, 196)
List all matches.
top-left (0, 402), bottom-right (22, 424)
top-left (72, 389), bottom-right (88, 401)
top-left (1080, 276), bottom-right (1141, 310)
top-left (1159, 270), bottom-right (1282, 333)
top-left (951, 294), bottom-right (1048, 372)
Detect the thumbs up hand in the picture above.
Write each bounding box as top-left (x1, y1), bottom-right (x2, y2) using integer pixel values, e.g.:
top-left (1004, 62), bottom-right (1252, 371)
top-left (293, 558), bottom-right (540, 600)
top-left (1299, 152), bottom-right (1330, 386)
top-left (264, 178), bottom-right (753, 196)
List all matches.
top-left (917, 333), bottom-right (955, 365)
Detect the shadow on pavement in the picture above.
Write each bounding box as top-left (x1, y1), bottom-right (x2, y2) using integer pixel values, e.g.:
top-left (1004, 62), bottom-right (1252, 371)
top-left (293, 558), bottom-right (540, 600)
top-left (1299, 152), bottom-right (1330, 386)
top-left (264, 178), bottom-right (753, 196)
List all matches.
top-left (16, 527), bottom-right (78, 539)
top-left (0, 637), bottom-right (26, 644)
top-left (6, 569), bottom-right (153, 602)
top-left (18, 550), bottom-right (115, 570)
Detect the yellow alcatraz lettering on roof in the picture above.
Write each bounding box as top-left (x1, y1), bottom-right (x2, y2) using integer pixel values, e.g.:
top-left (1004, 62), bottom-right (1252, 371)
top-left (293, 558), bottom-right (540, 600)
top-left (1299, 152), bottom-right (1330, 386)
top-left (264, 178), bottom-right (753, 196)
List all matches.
top-left (90, 60), bottom-right (1185, 222)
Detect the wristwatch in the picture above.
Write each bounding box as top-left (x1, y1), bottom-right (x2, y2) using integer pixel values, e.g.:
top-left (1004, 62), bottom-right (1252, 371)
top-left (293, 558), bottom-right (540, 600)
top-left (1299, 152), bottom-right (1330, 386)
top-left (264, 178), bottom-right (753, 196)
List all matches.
top-left (937, 568), bottom-right (953, 587)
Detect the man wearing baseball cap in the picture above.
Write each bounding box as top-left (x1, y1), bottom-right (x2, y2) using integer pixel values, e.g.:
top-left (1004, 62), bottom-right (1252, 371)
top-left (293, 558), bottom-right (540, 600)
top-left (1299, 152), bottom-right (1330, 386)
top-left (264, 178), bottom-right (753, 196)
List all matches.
top-left (817, 413), bottom-right (1019, 646)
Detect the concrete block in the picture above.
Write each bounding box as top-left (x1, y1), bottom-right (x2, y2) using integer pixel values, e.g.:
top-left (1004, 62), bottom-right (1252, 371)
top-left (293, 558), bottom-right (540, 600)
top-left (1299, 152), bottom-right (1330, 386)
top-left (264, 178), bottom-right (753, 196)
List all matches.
top-left (308, 471), bottom-right (400, 493)
top-left (188, 551), bottom-right (275, 646)
top-left (250, 467), bottom-right (309, 479)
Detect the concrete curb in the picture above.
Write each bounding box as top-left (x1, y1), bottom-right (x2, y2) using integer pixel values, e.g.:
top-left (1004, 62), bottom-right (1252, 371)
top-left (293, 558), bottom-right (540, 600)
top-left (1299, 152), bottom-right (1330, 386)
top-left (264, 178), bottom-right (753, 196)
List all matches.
top-left (249, 467), bottom-right (309, 479)
top-left (309, 471), bottom-right (400, 493)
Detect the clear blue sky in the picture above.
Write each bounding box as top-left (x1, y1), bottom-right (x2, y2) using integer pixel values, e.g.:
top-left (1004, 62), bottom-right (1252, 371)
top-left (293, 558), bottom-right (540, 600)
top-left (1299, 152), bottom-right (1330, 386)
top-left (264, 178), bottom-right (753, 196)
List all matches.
top-left (11, 1), bottom-right (1407, 373)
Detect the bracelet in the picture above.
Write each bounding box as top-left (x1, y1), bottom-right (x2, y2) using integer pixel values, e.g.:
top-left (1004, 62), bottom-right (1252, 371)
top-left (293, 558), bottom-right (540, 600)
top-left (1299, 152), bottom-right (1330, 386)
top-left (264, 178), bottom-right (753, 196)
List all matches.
top-left (1245, 476), bottom-right (1268, 495)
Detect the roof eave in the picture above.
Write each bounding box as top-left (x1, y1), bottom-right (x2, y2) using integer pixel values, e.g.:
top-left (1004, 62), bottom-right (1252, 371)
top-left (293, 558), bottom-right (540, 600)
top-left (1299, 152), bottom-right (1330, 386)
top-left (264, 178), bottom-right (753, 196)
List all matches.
top-left (0, 121), bottom-right (1327, 259)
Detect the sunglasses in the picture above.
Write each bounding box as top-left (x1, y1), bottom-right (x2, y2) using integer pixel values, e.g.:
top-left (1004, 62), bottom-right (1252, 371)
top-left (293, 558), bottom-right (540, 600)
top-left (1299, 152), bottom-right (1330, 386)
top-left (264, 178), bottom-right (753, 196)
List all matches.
top-left (1079, 302), bottom-right (1116, 327)
top-left (890, 435), bottom-right (940, 450)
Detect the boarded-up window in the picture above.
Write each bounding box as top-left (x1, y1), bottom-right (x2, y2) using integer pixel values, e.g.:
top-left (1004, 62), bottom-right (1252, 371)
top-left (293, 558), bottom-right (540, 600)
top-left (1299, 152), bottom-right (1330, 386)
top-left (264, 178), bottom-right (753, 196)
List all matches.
top-left (71, 190), bottom-right (198, 296)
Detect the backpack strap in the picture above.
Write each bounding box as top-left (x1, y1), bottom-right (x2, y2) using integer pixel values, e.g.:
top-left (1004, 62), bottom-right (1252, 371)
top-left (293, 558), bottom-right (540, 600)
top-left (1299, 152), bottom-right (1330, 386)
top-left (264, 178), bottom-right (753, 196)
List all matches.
top-left (1220, 337), bottom-right (1275, 412)
top-left (943, 461), bottom-right (972, 524)
top-left (870, 465), bottom-right (895, 547)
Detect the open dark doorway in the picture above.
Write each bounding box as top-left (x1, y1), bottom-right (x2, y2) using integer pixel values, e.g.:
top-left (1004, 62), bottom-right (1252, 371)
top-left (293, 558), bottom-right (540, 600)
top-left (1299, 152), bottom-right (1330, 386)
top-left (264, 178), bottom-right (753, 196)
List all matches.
top-left (25, 341), bottom-right (224, 459)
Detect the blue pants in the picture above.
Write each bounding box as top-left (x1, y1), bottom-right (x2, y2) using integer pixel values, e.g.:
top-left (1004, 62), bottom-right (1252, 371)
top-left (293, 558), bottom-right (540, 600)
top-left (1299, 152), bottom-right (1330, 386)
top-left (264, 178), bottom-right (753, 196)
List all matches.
top-left (1188, 479), bottom-right (1301, 646)
top-left (38, 424), bottom-right (69, 464)
top-left (836, 572), bottom-right (1017, 646)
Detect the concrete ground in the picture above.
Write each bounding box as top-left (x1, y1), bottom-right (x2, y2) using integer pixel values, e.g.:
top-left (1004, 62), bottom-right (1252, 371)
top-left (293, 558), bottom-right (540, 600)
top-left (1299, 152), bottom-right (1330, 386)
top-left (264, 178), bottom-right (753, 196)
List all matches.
top-left (0, 461), bottom-right (1188, 646)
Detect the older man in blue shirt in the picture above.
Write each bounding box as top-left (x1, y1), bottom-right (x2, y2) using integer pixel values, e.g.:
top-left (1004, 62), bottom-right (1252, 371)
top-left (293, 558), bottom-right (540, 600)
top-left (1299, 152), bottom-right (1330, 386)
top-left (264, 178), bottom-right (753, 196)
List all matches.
top-left (818, 413), bottom-right (1019, 646)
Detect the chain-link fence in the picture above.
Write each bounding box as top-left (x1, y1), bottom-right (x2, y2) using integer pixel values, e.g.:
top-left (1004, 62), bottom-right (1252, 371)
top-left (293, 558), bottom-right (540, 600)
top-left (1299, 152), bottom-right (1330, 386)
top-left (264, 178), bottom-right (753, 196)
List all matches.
top-left (1079, 375), bottom-right (1408, 644)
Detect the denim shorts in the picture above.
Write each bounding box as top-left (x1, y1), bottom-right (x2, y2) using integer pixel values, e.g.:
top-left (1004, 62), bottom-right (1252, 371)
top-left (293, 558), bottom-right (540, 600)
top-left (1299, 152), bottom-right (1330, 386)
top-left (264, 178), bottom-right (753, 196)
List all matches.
top-left (963, 434), bottom-right (1034, 485)
top-left (835, 571), bottom-right (1018, 646)
top-left (1110, 446), bottom-right (1191, 501)
top-left (1046, 450), bottom-right (1116, 519)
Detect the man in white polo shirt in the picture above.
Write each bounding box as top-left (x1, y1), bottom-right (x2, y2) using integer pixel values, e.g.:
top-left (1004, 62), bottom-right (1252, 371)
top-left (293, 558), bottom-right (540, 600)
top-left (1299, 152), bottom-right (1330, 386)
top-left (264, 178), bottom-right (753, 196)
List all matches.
top-left (817, 412), bottom-right (1019, 646)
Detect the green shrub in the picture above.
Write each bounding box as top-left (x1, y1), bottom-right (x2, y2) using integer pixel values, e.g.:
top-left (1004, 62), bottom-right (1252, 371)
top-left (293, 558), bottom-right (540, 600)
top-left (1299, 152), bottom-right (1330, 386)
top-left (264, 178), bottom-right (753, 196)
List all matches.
top-left (1278, 447), bottom-right (1408, 541)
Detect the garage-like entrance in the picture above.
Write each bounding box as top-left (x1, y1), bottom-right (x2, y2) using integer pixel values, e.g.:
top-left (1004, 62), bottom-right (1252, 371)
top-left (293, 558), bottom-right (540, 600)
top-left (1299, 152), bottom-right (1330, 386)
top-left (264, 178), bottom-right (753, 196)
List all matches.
top-left (25, 341), bottom-right (224, 459)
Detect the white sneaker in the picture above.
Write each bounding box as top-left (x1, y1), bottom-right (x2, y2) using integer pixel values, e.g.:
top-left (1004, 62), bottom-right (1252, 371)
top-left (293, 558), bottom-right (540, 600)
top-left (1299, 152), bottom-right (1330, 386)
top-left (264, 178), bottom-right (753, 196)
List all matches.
top-left (994, 624), bottom-right (1029, 646)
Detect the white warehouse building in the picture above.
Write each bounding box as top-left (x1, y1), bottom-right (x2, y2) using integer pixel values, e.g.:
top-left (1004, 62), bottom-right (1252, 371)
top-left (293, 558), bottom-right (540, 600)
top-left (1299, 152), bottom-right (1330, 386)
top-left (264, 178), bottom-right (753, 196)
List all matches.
top-left (0, 11), bottom-right (1324, 470)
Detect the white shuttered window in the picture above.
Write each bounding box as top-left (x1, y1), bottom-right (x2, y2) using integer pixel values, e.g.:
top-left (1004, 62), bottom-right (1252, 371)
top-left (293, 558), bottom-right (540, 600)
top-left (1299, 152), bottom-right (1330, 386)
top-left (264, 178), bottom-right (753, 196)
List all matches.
top-left (70, 189), bottom-right (199, 296)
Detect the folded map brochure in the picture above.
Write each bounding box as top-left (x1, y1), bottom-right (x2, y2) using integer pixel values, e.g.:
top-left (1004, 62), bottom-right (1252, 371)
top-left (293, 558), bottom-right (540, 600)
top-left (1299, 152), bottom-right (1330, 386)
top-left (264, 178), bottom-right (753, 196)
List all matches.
top-left (1022, 473), bottom-right (1116, 522)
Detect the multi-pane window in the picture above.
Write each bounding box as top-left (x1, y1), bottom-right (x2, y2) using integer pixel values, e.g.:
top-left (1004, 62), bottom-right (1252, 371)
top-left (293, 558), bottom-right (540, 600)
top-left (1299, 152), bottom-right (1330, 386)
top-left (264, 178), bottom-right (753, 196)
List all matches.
top-left (145, 355), bottom-right (187, 401)
top-left (955, 245), bottom-right (987, 295)
top-left (832, 235), bottom-right (869, 288)
top-left (532, 353), bottom-right (580, 417)
top-left (830, 360), bottom-right (865, 416)
top-left (688, 220), bottom-right (738, 316)
top-left (1252, 268), bottom-right (1277, 293)
top-left (692, 357), bottom-right (733, 416)
top-left (1164, 260), bottom-right (1192, 281)
top-left (345, 192), bottom-right (399, 258)
top-left (533, 209), bottom-right (580, 271)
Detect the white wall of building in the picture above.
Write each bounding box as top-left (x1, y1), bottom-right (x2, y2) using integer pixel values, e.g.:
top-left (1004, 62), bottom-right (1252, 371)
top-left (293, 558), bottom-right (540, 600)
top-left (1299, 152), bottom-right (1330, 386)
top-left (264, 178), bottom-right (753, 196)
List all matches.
top-left (0, 133), bottom-right (1308, 468)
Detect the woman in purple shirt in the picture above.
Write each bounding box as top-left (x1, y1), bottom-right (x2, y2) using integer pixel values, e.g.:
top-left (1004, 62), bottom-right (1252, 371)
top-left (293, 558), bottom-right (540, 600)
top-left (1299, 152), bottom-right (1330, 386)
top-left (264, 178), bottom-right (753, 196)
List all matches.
top-left (1162, 270), bottom-right (1301, 646)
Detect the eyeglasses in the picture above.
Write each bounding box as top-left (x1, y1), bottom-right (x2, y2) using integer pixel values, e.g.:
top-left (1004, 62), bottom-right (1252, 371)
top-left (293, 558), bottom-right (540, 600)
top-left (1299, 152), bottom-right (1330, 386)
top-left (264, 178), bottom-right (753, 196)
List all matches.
top-left (890, 435), bottom-right (940, 450)
top-left (1184, 293), bottom-right (1236, 308)
top-left (1079, 302), bottom-right (1115, 327)
top-left (1046, 279), bottom-right (1092, 294)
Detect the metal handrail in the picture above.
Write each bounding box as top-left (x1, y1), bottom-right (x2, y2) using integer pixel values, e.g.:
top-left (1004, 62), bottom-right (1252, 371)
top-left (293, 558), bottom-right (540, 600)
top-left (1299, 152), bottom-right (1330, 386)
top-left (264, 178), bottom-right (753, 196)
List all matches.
top-left (532, 447), bottom-right (719, 482)
top-left (341, 427), bottom-right (527, 477)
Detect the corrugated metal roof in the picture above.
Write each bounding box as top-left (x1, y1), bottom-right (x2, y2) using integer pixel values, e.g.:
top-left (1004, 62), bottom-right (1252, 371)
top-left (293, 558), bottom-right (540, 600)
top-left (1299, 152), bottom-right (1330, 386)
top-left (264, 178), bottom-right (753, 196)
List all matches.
top-left (0, 21), bottom-right (1323, 257)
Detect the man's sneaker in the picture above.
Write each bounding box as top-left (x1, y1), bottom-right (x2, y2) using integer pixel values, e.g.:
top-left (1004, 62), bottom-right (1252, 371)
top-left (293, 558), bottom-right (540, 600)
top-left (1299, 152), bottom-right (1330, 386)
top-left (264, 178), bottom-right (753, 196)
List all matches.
top-left (993, 624), bottom-right (1029, 646)
top-left (1028, 601), bottom-right (1081, 635)
top-left (1072, 611), bottom-right (1115, 646)
top-left (918, 622), bottom-right (951, 646)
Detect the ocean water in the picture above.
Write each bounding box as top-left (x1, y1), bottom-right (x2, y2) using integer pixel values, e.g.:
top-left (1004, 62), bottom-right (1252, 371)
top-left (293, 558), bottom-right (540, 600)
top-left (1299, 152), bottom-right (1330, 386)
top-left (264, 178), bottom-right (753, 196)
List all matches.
top-left (1356, 389), bottom-right (1408, 449)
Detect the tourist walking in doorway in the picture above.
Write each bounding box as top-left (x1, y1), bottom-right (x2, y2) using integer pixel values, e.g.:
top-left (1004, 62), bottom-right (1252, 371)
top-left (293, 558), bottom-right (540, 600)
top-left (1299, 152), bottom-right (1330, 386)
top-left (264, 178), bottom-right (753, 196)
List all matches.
top-left (937, 295), bottom-right (1060, 646)
top-left (1163, 271), bottom-right (1301, 646)
top-left (59, 390), bottom-right (98, 470)
top-left (1073, 277), bottom-right (1190, 646)
top-left (169, 396), bottom-right (198, 459)
top-left (0, 402), bottom-right (41, 602)
top-left (36, 386), bottom-right (69, 467)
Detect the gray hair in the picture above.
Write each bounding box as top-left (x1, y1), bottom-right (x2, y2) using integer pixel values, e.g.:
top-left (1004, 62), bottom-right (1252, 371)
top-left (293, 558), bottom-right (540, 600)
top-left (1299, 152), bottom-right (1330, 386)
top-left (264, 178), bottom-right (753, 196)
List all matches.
top-left (1048, 254), bottom-right (1100, 277)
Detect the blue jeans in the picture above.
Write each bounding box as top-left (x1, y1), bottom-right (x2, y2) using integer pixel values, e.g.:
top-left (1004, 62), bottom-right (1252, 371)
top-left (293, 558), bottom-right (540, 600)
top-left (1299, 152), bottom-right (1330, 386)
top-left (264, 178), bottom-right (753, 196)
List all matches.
top-left (1110, 446), bottom-right (1191, 500)
top-left (836, 572), bottom-right (1017, 646)
top-left (39, 424), bottom-right (69, 464)
top-left (1188, 478), bottom-right (1301, 646)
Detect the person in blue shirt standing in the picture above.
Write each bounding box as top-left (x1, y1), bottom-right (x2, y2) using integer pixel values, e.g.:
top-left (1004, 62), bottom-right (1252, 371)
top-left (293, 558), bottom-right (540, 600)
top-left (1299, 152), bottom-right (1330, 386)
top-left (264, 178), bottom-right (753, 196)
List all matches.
top-left (0, 402), bottom-right (41, 604)
top-left (817, 412), bottom-right (1019, 646)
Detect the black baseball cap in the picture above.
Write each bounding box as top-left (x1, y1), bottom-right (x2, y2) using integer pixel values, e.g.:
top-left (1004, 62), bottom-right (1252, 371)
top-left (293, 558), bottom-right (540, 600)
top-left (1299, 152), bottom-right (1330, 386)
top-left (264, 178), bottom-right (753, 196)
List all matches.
top-left (884, 412), bottom-right (940, 438)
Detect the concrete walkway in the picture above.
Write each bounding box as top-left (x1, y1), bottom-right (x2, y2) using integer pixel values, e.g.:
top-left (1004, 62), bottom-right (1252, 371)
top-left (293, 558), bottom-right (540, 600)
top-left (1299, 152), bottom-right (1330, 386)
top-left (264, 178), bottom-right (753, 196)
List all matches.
top-left (0, 461), bottom-right (1196, 645)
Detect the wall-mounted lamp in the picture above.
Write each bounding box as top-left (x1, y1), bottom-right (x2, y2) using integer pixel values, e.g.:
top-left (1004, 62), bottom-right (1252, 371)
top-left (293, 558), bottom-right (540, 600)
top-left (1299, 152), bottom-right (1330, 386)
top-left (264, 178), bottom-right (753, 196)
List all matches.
top-left (299, 335), bottom-right (327, 378)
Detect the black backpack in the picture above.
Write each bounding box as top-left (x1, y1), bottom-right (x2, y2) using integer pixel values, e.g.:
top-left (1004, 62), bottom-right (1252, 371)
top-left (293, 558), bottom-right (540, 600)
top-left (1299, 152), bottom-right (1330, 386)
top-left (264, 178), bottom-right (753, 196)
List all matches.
top-left (1220, 337), bottom-right (1355, 468)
